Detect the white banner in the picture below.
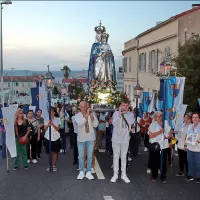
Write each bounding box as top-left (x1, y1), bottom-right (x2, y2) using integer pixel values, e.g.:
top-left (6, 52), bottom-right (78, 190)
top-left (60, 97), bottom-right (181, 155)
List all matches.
top-left (29, 106), bottom-right (36, 113)
top-left (173, 104), bottom-right (188, 131)
top-left (174, 77), bottom-right (185, 111)
top-left (9, 104), bottom-right (18, 113)
top-left (39, 86), bottom-right (48, 119)
top-left (2, 107), bottom-right (17, 158)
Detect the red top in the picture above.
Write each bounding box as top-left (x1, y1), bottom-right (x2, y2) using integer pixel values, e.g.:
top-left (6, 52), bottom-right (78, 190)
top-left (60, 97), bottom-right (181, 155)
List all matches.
top-left (140, 117), bottom-right (152, 133)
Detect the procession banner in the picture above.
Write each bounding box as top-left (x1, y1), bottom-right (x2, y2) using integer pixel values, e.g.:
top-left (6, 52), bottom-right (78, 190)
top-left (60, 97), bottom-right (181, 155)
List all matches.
top-left (147, 92), bottom-right (155, 113)
top-left (142, 92), bottom-right (151, 112)
top-left (138, 103), bottom-right (143, 118)
top-left (173, 104), bottom-right (188, 131)
top-left (1, 107), bottom-right (17, 158)
top-left (9, 104), bottom-right (18, 113)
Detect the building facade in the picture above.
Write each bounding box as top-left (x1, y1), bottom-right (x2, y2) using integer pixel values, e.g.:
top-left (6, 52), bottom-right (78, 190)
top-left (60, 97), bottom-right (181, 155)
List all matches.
top-left (122, 5), bottom-right (200, 104)
top-left (116, 67), bottom-right (124, 92)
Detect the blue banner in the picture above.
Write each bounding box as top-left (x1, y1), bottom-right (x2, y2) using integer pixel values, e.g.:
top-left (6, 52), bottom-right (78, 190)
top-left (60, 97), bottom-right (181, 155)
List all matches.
top-left (138, 103), bottom-right (143, 118)
top-left (142, 92), bottom-right (150, 112)
top-left (31, 87), bottom-right (40, 112)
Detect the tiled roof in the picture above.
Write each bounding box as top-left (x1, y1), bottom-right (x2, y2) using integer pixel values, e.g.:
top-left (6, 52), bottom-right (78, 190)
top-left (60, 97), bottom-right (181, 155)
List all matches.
top-left (3, 75), bottom-right (44, 82)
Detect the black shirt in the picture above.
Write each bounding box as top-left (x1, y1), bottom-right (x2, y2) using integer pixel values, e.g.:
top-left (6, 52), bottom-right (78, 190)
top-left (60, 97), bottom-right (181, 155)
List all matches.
top-left (67, 111), bottom-right (74, 130)
top-left (16, 120), bottom-right (29, 138)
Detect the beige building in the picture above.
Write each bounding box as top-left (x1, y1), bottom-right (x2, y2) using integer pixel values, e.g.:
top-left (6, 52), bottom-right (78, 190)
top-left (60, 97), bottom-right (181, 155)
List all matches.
top-left (122, 5), bottom-right (200, 106)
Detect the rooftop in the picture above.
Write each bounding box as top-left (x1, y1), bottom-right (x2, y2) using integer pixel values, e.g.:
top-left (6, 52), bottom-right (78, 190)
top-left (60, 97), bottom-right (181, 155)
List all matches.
top-left (3, 75), bottom-right (44, 82)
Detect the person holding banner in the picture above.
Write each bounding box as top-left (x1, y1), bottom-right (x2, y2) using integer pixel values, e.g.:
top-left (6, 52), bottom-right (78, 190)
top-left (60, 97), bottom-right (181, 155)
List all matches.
top-left (148, 111), bottom-right (172, 183)
top-left (13, 109), bottom-right (31, 170)
top-left (175, 113), bottom-right (191, 177)
top-left (44, 107), bottom-right (61, 172)
top-left (185, 113), bottom-right (200, 183)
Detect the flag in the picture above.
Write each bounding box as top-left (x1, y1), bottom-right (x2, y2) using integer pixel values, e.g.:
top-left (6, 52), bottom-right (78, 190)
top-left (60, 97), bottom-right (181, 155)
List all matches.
top-left (157, 100), bottom-right (163, 111)
top-left (31, 86), bottom-right (48, 119)
top-left (148, 92), bottom-right (155, 113)
top-left (138, 103), bottom-right (143, 118)
top-left (173, 104), bottom-right (188, 131)
top-left (142, 92), bottom-right (153, 112)
top-left (9, 104), bottom-right (18, 113)
top-left (159, 76), bottom-right (185, 128)
top-left (1, 107), bottom-right (17, 158)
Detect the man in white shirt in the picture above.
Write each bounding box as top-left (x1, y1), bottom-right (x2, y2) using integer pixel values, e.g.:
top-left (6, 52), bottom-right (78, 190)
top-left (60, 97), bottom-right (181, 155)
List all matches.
top-left (74, 101), bottom-right (99, 180)
top-left (111, 101), bottom-right (134, 183)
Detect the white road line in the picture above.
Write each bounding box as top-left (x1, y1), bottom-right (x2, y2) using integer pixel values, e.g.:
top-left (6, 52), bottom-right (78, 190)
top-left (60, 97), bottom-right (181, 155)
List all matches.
top-left (103, 196), bottom-right (114, 200)
top-left (95, 157), bottom-right (105, 179)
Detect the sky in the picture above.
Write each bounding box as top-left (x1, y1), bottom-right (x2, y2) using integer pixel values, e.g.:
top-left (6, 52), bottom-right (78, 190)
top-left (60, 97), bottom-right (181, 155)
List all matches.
top-left (2, 0), bottom-right (200, 71)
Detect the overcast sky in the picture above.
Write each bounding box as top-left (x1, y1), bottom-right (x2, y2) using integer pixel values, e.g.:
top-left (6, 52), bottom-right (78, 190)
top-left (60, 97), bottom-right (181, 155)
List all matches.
top-left (2, 1), bottom-right (199, 71)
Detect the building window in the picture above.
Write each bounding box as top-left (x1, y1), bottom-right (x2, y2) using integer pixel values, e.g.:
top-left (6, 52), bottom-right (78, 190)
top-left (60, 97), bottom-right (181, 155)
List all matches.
top-left (129, 57), bottom-right (131, 72)
top-left (16, 90), bottom-right (18, 94)
top-left (15, 82), bottom-right (19, 87)
top-left (125, 84), bottom-right (127, 93)
top-left (8, 82), bottom-right (10, 87)
top-left (128, 85), bottom-right (131, 97)
top-left (149, 49), bottom-right (158, 72)
top-left (123, 57), bottom-right (128, 73)
top-left (139, 53), bottom-right (146, 72)
top-left (22, 82), bottom-right (24, 87)
top-left (28, 82), bottom-right (32, 87)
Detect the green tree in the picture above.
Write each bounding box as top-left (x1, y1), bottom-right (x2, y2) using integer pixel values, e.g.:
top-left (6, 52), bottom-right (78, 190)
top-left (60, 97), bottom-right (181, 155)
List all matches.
top-left (61, 65), bottom-right (71, 79)
top-left (52, 86), bottom-right (60, 97)
top-left (173, 33), bottom-right (200, 111)
top-left (68, 79), bottom-right (85, 100)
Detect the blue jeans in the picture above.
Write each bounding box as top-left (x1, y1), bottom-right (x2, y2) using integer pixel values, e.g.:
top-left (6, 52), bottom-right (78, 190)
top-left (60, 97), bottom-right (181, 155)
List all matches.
top-left (78, 140), bottom-right (94, 172)
top-left (187, 150), bottom-right (200, 178)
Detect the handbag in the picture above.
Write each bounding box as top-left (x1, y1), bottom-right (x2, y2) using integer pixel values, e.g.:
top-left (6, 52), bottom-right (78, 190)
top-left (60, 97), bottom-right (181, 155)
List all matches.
top-left (148, 142), bottom-right (160, 152)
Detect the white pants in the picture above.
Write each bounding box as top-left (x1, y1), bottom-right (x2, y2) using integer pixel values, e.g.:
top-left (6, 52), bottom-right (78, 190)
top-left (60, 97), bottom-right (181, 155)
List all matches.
top-left (112, 142), bottom-right (129, 176)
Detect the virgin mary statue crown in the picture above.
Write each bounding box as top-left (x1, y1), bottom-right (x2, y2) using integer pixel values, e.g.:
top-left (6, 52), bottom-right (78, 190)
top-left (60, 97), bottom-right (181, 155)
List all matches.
top-left (94, 21), bottom-right (106, 34)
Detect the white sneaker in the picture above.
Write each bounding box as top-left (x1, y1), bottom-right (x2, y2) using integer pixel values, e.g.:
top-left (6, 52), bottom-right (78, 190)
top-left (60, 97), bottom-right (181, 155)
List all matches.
top-left (85, 171), bottom-right (94, 180)
top-left (32, 159), bottom-right (38, 164)
top-left (147, 168), bottom-right (151, 174)
top-left (144, 147), bottom-right (148, 152)
top-left (27, 159), bottom-right (31, 164)
top-left (128, 157), bottom-right (132, 161)
top-left (111, 175), bottom-right (118, 183)
top-left (91, 168), bottom-right (95, 174)
top-left (77, 171), bottom-right (85, 180)
top-left (121, 175), bottom-right (130, 183)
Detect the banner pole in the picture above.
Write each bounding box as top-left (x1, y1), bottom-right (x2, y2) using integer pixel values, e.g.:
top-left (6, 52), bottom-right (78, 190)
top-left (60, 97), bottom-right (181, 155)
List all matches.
top-left (6, 145), bottom-right (9, 172)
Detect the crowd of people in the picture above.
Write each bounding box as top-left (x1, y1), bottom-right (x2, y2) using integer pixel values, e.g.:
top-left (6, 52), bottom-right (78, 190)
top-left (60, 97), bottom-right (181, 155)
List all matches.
top-left (12, 100), bottom-right (200, 184)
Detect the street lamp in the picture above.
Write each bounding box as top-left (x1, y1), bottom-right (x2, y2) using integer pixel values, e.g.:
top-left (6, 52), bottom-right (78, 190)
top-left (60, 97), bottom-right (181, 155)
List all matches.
top-left (0, 0), bottom-right (12, 106)
top-left (134, 82), bottom-right (143, 133)
top-left (10, 67), bottom-right (14, 104)
top-left (43, 65), bottom-right (55, 171)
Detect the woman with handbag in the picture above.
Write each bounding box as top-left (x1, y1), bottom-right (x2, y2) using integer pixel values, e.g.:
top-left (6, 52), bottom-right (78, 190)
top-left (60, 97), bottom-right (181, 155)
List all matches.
top-left (13, 109), bottom-right (31, 170)
top-left (148, 111), bottom-right (172, 183)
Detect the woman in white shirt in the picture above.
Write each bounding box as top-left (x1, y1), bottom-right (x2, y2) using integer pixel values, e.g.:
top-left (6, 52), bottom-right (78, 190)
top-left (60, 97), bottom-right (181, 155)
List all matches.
top-left (175, 113), bottom-right (191, 177)
top-left (185, 112), bottom-right (200, 183)
top-left (44, 107), bottom-right (61, 172)
top-left (148, 111), bottom-right (172, 183)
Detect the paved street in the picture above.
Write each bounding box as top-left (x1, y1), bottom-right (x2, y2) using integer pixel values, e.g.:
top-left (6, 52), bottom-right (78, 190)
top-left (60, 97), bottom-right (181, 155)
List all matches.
top-left (0, 140), bottom-right (199, 200)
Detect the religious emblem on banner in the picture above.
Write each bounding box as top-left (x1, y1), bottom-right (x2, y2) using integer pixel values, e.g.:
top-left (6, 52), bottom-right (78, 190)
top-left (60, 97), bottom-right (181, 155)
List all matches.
top-left (166, 107), bottom-right (176, 120)
top-left (0, 118), bottom-right (9, 125)
top-left (170, 84), bottom-right (180, 98)
top-left (36, 94), bottom-right (42, 100)
top-left (145, 96), bottom-right (152, 105)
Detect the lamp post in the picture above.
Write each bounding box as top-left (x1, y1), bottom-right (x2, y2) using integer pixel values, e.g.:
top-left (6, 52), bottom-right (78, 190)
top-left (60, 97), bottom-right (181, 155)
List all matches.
top-left (10, 67), bottom-right (14, 104)
top-left (159, 61), bottom-right (171, 174)
top-left (44, 65), bottom-right (55, 171)
top-left (0, 0), bottom-right (12, 106)
top-left (134, 82), bottom-right (143, 133)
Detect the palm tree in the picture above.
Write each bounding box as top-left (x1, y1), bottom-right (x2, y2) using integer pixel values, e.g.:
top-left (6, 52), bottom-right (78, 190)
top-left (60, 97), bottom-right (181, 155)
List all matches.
top-left (61, 65), bottom-right (71, 79)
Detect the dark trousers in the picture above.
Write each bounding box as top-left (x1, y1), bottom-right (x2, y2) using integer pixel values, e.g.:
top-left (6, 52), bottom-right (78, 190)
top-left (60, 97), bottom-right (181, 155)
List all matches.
top-left (160, 148), bottom-right (168, 180)
top-left (37, 134), bottom-right (43, 158)
top-left (73, 133), bottom-right (78, 163)
top-left (178, 148), bottom-right (188, 173)
top-left (141, 132), bottom-right (149, 148)
top-left (106, 126), bottom-right (113, 153)
top-left (69, 129), bottom-right (74, 148)
top-left (27, 134), bottom-right (37, 159)
top-left (60, 128), bottom-right (67, 151)
top-left (149, 150), bottom-right (160, 179)
top-left (132, 132), bottom-right (140, 156)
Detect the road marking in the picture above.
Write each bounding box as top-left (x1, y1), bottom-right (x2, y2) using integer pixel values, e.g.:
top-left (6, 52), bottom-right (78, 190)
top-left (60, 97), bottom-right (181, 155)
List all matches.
top-left (95, 157), bottom-right (105, 179)
top-left (103, 196), bottom-right (114, 200)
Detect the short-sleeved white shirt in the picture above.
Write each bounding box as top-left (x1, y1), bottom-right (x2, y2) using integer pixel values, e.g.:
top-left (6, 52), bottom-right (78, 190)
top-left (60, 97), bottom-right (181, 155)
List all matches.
top-left (44, 117), bottom-right (61, 141)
